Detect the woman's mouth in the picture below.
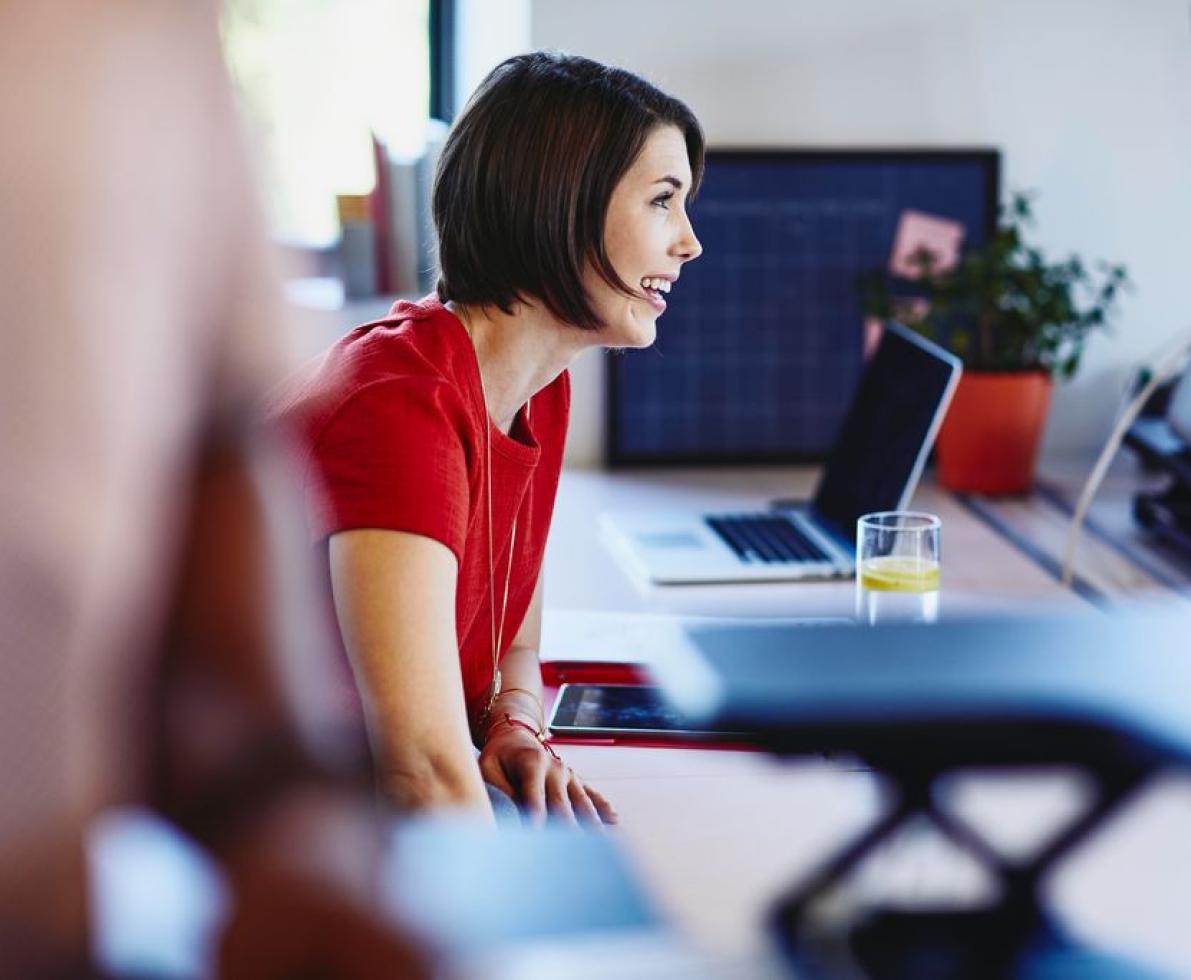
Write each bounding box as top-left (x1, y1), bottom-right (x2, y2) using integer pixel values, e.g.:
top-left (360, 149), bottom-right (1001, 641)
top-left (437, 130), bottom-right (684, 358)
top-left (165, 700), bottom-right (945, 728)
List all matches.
top-left (640, 276), bottom-right (672, 313)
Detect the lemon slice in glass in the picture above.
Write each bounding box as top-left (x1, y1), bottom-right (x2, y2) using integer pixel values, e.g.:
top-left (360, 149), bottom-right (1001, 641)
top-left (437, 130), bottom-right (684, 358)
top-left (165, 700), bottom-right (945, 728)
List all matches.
top-left (859, 556), bottom-right (940, 593)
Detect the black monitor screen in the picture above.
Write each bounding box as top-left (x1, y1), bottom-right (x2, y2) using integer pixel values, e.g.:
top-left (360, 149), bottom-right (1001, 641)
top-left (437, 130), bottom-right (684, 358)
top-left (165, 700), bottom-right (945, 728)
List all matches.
top-left (606, 149), bottom-right (998, 465)
top-left (811, 325), bottom-right (958, 537)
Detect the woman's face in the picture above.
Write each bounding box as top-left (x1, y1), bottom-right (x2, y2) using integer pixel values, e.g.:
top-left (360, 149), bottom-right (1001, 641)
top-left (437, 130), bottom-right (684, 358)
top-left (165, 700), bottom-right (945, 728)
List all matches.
top-left (586, 125), bottom-right (702, 348)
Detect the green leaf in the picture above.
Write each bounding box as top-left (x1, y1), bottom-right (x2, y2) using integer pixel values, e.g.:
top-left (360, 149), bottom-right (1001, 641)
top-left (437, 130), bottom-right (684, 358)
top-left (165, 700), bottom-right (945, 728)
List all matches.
top-left (853, 187), bottom-right (1129, 379)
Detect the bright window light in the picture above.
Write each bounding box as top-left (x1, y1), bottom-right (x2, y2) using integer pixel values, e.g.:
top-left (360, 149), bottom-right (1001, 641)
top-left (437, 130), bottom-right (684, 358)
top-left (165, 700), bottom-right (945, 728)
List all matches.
top-left (222, 0), bottom-right (430, 247)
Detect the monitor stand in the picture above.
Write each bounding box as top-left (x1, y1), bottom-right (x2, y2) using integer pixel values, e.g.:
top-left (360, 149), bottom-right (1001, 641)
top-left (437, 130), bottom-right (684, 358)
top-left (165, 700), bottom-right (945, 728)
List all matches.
top-left (770, 759), bottom-right (1168, 979)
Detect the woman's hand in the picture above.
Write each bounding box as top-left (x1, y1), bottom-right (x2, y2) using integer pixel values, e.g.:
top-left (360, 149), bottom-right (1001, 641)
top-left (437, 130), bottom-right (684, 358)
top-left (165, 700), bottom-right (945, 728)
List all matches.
top-left (478, 717), bottom-right (618, 828)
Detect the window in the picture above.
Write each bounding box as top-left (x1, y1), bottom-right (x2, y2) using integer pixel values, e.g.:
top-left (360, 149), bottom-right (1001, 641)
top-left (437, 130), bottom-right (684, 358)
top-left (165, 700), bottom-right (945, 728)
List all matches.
top-left (221, 0), bottom-right (431, 247)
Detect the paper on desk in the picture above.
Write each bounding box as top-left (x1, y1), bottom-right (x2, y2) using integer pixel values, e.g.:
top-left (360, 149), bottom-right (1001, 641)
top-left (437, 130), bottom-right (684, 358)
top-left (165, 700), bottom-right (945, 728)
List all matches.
top-left (540, 609), bottom-right (849, 667)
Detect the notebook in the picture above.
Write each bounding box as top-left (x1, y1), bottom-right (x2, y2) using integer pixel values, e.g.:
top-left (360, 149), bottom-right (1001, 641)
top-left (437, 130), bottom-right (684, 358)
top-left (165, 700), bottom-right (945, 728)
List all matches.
top-left (601, 322), bottom-right (961, 584)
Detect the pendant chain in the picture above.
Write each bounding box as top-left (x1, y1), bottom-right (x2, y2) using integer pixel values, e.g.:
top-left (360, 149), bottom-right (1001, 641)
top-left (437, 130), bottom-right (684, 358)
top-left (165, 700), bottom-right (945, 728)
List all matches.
top-left (458, 308), bottom-right (528, 726)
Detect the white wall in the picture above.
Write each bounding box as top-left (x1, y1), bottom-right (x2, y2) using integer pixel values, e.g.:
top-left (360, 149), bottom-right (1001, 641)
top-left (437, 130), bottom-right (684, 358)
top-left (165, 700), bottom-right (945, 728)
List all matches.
top-left (455, 0), bottom-right (533, 113)
top-left (531, 0), bottom-right (1191, 467)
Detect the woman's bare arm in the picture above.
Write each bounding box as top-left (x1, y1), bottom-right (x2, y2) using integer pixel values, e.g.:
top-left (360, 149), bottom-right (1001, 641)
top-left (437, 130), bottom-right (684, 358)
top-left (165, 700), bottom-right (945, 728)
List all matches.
top-left (329, 528), bottom-right (493, 819)
top-left (478, 571), bottom-right (618, 826)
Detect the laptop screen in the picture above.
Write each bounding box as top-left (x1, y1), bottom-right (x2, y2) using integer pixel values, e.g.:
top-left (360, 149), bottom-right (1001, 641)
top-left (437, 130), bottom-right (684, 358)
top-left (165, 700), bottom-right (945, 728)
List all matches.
top-left (811, 323), bottom-right (960, 539)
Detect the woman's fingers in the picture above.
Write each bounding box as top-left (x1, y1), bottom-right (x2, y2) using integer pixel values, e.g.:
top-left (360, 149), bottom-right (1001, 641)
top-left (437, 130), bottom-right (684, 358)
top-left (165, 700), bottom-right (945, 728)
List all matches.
top-left (513, 751), bottom-right (549, 825)
top-left (482, 739), bottom-right (615, 830)
top-left (544, 764), bottom-right (577, 825)
top-left (567, 778), bottom-right (602, 827)
top-left (477, 751), bottom-right (517, 802)
top-left (585, 785), bottom-right (620, 826)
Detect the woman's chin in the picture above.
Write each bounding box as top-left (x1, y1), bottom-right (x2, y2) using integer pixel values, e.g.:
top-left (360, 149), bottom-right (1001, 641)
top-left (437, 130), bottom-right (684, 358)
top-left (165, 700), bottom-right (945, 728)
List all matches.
top-left (629, 328), bottom-right (657, 349)
top-left (612, 314), bottom-right (659, 349)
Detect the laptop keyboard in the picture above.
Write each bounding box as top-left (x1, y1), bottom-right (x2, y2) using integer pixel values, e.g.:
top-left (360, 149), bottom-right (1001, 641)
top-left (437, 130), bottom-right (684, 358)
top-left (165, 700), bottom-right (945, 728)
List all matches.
top-left (705, 514), bottom-right (832, 564)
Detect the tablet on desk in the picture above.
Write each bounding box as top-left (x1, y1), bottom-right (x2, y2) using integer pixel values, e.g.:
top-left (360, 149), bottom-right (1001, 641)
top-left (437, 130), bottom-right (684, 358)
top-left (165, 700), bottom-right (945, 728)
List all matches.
top-left (548, 683), bottom-right (738, 742)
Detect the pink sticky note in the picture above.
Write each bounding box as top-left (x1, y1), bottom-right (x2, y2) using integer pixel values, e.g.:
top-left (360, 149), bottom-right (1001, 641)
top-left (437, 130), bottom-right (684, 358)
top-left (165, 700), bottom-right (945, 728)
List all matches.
top-left (889, 210), bottom-right (965, 278)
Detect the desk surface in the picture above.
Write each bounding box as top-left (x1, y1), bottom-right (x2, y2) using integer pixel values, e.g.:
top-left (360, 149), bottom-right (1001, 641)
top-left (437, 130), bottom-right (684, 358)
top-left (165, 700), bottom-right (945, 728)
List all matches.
top-left (542, 467), bottom-right (1191, 975)
top-left (544, 467), bottom-right (1085, 618)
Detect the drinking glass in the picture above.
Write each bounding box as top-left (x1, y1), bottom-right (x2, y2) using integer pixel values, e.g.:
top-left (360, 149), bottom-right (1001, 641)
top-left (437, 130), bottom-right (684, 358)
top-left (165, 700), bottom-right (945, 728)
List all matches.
top-left (855, 512), bottom-right (940, 625)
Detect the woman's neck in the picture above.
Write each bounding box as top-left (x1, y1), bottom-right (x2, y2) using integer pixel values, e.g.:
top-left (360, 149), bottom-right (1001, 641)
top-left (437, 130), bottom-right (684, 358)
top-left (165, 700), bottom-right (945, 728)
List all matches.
top-left (449, 300), bottom-right (590, 433)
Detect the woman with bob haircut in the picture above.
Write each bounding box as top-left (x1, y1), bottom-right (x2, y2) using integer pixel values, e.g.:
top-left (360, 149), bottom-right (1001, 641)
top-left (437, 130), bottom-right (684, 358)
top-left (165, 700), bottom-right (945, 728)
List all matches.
top-left (276, 51), bottom-right (703, 825)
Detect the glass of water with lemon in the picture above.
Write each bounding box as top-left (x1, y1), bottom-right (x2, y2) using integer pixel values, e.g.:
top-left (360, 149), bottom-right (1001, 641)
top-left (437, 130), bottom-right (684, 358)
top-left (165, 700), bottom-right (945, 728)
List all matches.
top-left (856, 512), bottom-right (940, 625)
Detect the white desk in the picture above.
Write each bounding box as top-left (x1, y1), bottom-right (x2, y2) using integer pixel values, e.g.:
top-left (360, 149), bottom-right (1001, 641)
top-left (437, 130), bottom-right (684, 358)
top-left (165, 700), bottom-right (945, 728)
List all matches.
top-left (542, 468), bottom-right (1191, 975)
top-left (543, 468), bottom-right (1087, 619)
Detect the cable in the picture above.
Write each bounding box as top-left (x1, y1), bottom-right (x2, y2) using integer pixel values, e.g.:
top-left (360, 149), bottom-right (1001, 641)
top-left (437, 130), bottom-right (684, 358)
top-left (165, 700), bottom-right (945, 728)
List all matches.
top-left (1061, 332), bottom-right (1191, 587)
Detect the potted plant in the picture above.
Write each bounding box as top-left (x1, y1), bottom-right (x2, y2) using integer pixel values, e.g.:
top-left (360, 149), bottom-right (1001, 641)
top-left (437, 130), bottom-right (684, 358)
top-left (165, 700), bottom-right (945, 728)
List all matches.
top-left (860, 193), bottom-right (1131, 495)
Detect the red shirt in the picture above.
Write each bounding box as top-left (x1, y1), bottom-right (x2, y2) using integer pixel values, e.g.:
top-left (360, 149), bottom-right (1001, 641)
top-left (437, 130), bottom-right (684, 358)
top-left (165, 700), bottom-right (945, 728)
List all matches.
top-left (273, 296), bottom-right (570, 726)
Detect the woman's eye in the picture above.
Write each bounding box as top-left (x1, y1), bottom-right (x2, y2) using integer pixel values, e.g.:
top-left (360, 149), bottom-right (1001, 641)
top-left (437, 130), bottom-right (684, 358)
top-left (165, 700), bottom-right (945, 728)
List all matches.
top-left (651, 193), bottom-right (673, 210)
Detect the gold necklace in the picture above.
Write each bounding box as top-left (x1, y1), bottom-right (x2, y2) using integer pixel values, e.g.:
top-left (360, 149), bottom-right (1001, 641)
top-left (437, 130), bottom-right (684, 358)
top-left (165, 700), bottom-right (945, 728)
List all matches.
top-left (458, 308), bottom-right (528, 726)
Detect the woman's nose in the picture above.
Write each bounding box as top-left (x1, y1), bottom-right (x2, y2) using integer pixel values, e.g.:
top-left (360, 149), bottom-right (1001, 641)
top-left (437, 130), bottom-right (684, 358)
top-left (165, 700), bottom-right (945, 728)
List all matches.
top-left (673, 213), bottom-right (702, 262)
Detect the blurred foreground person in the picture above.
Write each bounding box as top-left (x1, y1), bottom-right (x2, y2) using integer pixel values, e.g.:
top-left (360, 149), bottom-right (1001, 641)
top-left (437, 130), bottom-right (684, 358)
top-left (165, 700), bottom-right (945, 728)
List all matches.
top-left (0, 1), bottom-right (428, 976)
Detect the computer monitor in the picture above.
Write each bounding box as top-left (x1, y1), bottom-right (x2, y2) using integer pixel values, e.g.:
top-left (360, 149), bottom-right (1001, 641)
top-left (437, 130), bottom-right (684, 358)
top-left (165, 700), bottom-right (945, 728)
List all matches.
top-left (606, 148), bottom-right (1000, 466)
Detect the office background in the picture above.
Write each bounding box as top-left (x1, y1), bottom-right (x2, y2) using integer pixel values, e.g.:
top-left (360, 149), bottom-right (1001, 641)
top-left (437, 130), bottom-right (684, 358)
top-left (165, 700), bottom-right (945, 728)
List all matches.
top-left (265, 0), bottom-right (1191, 471)
top-left (493, 0), bottom-right (1191, 469)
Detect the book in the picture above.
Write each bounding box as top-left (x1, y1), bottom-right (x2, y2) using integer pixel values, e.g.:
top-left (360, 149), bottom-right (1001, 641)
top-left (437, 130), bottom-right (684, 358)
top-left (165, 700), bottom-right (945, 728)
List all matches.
top-left (335, 193), bottom-right (377, 299)
top-left (370, 128), bottom-right (441, 298)
top-left (385, 154), bottom-right (421, 296)
top-left (369, 132), bottom-right (393, 294)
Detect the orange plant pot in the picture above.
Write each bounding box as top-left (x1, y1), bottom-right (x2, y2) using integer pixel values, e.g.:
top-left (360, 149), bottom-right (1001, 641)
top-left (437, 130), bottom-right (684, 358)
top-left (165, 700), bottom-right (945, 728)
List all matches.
top-left (935, 371), bottom-right (1053, 495)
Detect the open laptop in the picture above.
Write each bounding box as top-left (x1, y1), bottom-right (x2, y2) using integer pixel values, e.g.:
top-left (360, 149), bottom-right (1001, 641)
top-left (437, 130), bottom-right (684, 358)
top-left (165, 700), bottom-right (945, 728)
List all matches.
top-left (601, 322), bottom-right (962, 584)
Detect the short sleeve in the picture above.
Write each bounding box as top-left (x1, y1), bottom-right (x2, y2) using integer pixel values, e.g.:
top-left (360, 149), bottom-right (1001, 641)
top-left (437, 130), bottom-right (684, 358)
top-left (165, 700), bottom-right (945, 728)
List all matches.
top-left (307, 377), bottom-right (475, 563)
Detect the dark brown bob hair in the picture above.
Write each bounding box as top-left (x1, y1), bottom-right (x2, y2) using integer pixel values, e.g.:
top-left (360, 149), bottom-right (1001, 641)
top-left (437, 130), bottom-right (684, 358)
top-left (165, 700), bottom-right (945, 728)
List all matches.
top-left (434, 51), bottom-right (704, 330)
